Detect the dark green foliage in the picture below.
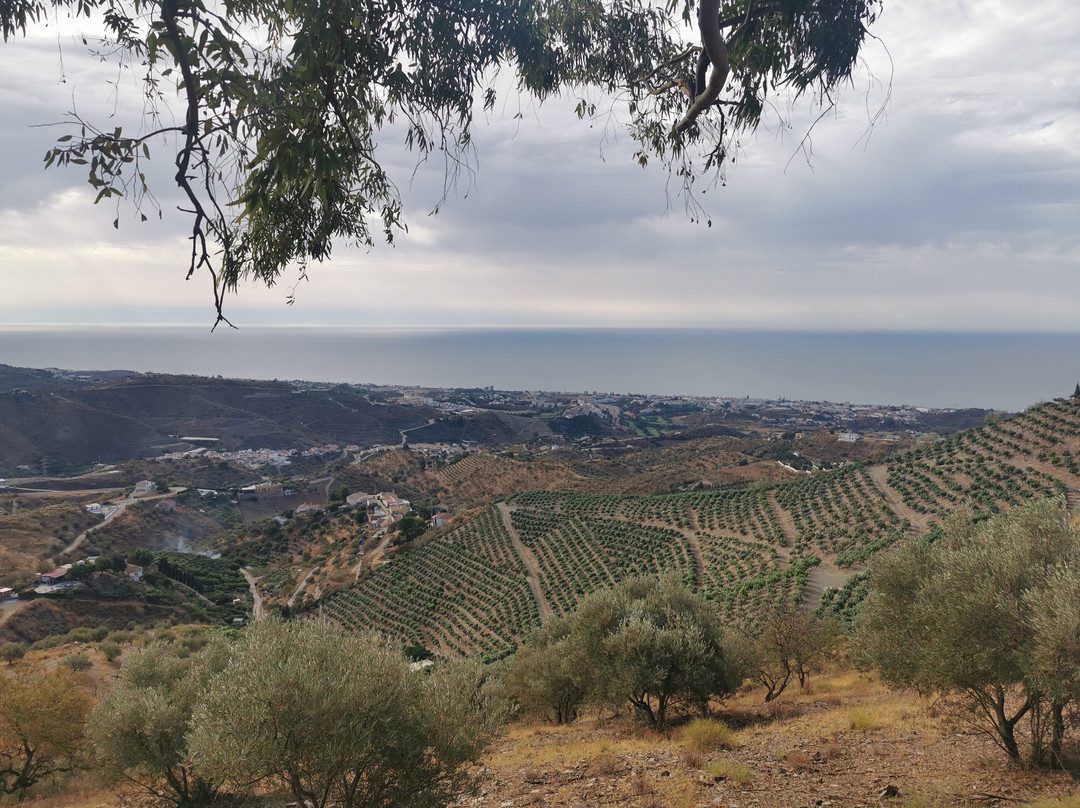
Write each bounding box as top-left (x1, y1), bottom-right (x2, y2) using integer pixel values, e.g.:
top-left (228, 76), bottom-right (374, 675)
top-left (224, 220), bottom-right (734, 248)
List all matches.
top-left (1, 0), bottom-right (881, 321)
top-left (856, 498), bottom-right (1080, 768)
top-left (390, 514), bottom-right (428, 545)
top-left (510, 576), bottom-right (738, 727)
top-left (152, 553), bottom-right (246, 605)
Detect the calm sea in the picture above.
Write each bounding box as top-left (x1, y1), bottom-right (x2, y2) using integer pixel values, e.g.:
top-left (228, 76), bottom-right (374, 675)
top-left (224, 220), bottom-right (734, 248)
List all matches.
top-left (1, 326), bottom-right (1077, 412)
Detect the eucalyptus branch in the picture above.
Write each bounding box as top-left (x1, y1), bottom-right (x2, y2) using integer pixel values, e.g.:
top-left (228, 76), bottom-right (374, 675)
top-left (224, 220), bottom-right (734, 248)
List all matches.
top-left (673, 0), bottom-right (729, 133)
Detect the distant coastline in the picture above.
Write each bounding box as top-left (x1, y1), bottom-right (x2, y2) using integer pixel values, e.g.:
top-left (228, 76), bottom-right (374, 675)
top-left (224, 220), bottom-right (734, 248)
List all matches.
top-left (2, 325), bottom-right (1078, 411)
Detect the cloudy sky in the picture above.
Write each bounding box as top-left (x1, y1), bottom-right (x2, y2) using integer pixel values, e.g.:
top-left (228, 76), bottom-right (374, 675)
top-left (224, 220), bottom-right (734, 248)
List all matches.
top-left (1, 0), bottom-right (1077, 331)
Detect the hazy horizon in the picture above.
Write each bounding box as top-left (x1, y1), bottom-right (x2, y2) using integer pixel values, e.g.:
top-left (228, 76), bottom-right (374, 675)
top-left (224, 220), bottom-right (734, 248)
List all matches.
top-left (3, 325), bottom-right (1077, 412)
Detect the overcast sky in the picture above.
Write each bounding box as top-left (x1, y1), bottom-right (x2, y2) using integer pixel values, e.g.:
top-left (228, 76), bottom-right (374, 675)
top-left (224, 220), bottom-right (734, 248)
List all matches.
top-left (0, 0), bottom-right (1077, 331)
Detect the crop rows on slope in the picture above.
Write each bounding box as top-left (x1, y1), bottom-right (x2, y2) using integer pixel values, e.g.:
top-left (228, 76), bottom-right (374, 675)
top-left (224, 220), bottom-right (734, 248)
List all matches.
top-left (509, 509), bottom-right (694, 615)
top-left (887, 426), bottom-right (1066, 519)
top-left (688, 489), bottom-right (786, 545)
top-left (772, 466), bottom-right (905, 565)
top-left (320, 506), bottom-right (538, 659)
top-left (435, 453), bottom-right (483, 484)
top-left (510, 492), bottom-right (816, 623)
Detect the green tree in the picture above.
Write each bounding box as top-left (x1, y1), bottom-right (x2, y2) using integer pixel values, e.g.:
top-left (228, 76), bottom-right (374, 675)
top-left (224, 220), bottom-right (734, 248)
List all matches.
top-left (87, 639), bottom-right (231, 807)
top-left (856, 498), bottom-right (1080, 767)
top-left (0, 667), bottom-right (90, 798)
top-left (188, 618), bottom-right (504, 808)
top-left (390, 514), bottom-right (428, 545)
top-left (1, 0), bottom-right (882, 325)
top-left (0, 643), bottom-right (25, 666)
top-left (506, 619), bottom-right (585, 724)
top-left (550, 575), bottom-right (738, 727)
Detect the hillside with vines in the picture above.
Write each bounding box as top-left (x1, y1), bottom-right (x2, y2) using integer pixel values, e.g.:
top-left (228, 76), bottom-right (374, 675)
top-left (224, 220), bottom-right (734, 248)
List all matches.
top-left (319, 398), bottom-right (1080, 657)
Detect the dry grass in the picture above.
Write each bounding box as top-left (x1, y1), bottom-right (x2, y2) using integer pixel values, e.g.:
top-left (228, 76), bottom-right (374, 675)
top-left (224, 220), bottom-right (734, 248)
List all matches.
top-left (704, 758), bottom-right (754, 785)
top-left (1027, 797), bottom-right (1080, 808)
top-left (680, 717), bottom-right (738, 752)
top-left (849, 707), bottom-right (878, 731)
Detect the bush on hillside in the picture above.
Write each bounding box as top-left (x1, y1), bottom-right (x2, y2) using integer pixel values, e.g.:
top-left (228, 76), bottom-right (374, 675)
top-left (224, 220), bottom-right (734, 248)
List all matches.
top-left (88, 639), bottom-right (231, 807)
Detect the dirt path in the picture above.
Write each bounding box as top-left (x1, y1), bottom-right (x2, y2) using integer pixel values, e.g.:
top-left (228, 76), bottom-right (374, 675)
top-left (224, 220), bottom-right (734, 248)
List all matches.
top-left (682, 530), bottom-right (706, 589)
top-left (802, 562), bottom-right (861, 612)
top-left (498, 502), bottom-right (553, 624)
top-left (767, 491), bottom-right (799, 546)
top-left (62, 502), bottom-right (125, 555)
top-left (400, 418), bottom-right (436, 447)
top-left (287, 567), bottom-right (318, 608)
top-left (241, 567), bottom-right (266, 621)
top-left (0, 598), bottom-right (25, 625)
top-left (866, 464), bottom-right (927, 534)
top-left (61, 488), bottom-right (187, 556)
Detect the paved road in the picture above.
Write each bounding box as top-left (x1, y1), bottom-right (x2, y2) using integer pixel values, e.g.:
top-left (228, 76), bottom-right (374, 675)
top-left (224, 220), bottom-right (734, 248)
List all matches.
top-left (241, 567), bottom-right (266, 621)
top-left (400, 418), bottom-right (436, 447)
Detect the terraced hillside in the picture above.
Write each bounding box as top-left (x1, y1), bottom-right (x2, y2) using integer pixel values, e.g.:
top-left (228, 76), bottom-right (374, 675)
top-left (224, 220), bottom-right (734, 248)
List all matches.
top-left (320, 398), bottom-right (1080, 657)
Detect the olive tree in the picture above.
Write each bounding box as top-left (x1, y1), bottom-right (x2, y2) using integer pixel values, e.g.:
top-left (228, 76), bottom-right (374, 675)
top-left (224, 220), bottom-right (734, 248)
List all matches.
top-left (187, 618), bottom-right (504, 808)
top-left (856, 498), bottom-right (1080, 768)
top-left (731, 602), bottom-right (841, 703)
top-left (525, 575), bottom-right (740, 727)
top-left (86, 639), bottom-right (231, 807)
top-left (506, 619), bottom-right (585, 724)
top-left (1, 0), bottom-right (883, 325)
top-left (0, 667), bottom-right (90, 798)
top-left (0, 642), bottom-right (25, 666)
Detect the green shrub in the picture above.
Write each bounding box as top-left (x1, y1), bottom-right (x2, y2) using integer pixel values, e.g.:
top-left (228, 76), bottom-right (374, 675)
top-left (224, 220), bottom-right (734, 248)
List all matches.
top-left (29, 635), bottom-right (63, 652)
top-left (63, 653), bottom-right (92, 672)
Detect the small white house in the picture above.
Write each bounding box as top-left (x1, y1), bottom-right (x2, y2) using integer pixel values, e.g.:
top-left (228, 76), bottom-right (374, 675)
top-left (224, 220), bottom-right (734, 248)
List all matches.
top-left (86, 503), bottom-right (103, 513)
top-left (134, 480), bottom-right (155, 493)
top-left (125, 564), bottom-right (144, 582)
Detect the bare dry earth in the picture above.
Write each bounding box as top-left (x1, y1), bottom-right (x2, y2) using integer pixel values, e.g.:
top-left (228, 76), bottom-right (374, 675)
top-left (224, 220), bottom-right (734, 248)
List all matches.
top-left (456, 673), bottom-right (1077, 808)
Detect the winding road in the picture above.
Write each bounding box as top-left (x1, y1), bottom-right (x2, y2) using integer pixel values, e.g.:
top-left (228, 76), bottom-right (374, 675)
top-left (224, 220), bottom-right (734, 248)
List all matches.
top-left (400, 418), bottom-right (436, 447)
top-left (62, 488), bottom-right (186, 556)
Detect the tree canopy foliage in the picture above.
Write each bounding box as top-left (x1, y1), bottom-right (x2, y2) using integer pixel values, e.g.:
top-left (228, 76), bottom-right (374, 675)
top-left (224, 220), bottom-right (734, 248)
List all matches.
top-left (508, 575), bottom-right (740, 727)
top-left (188, 618), bottom-right (504, 808)
top-left (2, 0), bottom-right (882, 325)
top-left (856, 498), bottom-right (1080, 768)
top-left (87, 639), bottom-right (231, 807)
top-left (0, 666), bottom-right (90, 798)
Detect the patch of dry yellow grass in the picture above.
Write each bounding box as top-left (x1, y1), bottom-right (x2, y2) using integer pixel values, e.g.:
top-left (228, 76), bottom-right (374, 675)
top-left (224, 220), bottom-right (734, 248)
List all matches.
top-left (490, 720), bottom-right (663, 771)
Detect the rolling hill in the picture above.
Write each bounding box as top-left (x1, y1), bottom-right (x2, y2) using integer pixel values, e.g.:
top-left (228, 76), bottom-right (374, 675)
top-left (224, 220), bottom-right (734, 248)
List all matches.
top-left (318, 397), bottom-right (1080, 657)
